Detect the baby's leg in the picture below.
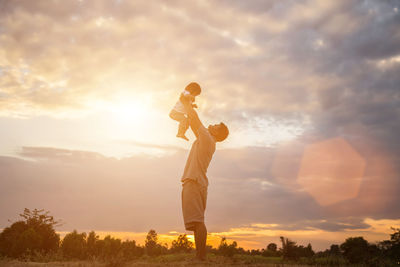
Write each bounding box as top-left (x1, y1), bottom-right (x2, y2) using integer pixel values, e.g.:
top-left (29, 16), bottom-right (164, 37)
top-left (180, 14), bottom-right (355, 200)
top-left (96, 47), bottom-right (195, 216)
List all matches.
top-left (169, 110), bottom-right (186, 122)
top-left (177, 116), bottom-right (189, 137)
top-left (169, 110), bottom-right (189, 140)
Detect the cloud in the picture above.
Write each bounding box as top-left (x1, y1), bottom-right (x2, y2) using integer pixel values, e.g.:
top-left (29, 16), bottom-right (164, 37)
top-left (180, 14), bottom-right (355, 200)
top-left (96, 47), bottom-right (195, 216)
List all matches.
top-left (1, 144), bottom-right (398, 238)
top-left (19, 146), bottom-right (107, 162)
top-left (1, 0), bottom-right (400, 250)
top-left (208, 217), bottom-right (400, 250)
top-left (115, 140), bottom-right (185, 153)
top-left (1, 147), bottom-right (187, 233)
top-left (1, 0), bottom-right (399, 153)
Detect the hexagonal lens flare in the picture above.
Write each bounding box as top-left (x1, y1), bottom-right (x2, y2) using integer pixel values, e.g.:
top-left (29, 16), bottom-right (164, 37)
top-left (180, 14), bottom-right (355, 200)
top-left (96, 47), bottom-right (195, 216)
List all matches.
top-left (297, 138), bottom-right (366, 206)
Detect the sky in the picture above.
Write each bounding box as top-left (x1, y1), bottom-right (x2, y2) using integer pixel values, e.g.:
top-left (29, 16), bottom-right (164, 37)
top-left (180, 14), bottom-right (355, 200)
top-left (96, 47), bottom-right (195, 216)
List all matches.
top-left (0, 0), bottom-right (400, 251)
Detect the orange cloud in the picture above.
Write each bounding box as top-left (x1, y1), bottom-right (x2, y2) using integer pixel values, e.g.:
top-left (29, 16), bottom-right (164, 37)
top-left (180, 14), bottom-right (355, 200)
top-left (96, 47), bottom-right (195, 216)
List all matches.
top-left (55, 218), bottom-right (400, 251)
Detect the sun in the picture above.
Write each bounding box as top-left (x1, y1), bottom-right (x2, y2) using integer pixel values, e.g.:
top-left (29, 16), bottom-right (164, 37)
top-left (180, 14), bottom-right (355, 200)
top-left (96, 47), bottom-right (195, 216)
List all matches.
top-left (110, 101), bottom-right (148, 125)
top-left (87, 96), bottom-right (155, 141)
top-left (85, 93), bottom-right (180, 156)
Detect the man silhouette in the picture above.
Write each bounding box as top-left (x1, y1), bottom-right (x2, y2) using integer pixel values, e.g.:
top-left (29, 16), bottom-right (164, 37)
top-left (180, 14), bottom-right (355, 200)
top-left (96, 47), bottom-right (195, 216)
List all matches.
top-left (180, 92), bottom-right (229, 261)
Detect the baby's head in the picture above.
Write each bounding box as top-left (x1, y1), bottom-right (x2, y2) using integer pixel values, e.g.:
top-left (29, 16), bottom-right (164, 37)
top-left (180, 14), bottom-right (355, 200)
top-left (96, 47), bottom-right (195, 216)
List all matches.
top-left (185, 82), bottom-right (201, 96)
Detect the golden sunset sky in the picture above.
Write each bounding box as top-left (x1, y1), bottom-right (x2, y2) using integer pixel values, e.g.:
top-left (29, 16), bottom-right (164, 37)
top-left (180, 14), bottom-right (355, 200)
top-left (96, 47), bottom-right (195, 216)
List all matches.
top-left (1, 0), bottom-right (400, 251)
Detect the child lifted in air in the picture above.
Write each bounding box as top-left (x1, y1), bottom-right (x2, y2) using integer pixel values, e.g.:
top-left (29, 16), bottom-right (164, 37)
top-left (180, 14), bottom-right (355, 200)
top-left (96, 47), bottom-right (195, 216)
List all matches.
top-left (169, 82), bottom-right (201, 141)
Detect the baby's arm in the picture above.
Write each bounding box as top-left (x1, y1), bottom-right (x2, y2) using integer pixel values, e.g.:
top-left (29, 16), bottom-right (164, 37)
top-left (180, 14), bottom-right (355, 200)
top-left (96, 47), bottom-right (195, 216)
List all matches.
top-left (188, 95), bottom-right (197, 108)
top-left (181, 92), bottom-right (197, 107)
top-left (180, 92), bottom-right (193, 101)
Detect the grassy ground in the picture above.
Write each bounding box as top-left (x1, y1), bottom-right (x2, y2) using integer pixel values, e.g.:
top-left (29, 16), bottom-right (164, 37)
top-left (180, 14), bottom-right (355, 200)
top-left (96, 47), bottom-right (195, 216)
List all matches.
top-left (0, 261), bottom-right (310, 267)
top-left (0, 254), bottom-right (313, 267)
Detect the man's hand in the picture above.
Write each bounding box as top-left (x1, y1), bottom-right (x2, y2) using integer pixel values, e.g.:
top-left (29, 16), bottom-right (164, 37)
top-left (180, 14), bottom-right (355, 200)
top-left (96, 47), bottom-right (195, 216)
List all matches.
top-left (192, 103), bottom-right (198, 108)
top-left (179, 93), bottom-right (190, 104)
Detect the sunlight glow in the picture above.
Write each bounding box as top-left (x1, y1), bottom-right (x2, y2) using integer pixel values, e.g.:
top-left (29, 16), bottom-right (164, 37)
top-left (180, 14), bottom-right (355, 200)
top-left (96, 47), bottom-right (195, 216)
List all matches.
top-left (86, 95), bottom-right (156, 141)
top-left (56, 218), bottom-right (400, 251)
top-left (109, 101), bottom-right (148, 125)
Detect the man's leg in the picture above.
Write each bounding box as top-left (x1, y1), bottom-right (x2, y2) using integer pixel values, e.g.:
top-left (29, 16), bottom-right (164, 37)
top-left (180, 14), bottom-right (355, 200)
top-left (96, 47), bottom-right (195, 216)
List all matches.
top-left (193, 222), bottom-right (207, 260)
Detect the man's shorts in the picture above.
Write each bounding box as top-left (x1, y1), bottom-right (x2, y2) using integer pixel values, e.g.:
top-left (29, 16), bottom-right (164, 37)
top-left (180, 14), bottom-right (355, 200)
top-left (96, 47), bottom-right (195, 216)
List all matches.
top-left (181, 180), bottom-right (207, 231)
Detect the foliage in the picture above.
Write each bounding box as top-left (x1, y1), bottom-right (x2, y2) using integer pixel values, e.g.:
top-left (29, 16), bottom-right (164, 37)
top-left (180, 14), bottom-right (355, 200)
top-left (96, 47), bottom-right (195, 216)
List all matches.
top-left (3, 209), bottom-right (400, 265)
top-left (329, 244), bottom-right (340, 255)
top-left (170, 234), bottom-right (193, 253)
top-left (144, 229), bottom-right (166, 256)
top-left (261, 243), bottom-right (280, 257)
top-left (267, 242), bottom-right (277, 252)
top-left (86, 231), bottom-right (99, 259)
top-left (120, 240), bottom-right (139, 261)
top-left (217, 237), bottom-right (238, 257)
top-left (379, 227), bottom-right (400, 264)
top-left (279, 236), bottom-right (297, 260)
top-left (96, 235), bottom-right (122, 261)
top-left (279, 236), bottom-right (314, 260)
top-left (61, 230), bottom-right (87, 259)
top-left (0, 208), bottom-right (60, 258)
top-left (340, 236), bottom-right (370, 264)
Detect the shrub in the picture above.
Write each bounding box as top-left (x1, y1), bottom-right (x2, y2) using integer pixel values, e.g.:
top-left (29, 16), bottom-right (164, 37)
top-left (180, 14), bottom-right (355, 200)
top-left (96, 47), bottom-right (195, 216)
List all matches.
top-left (170, 234), bottom-right (193, 253)
top-left (0, 209), bottom-right (60, 258)
top-left (61, 230), bottom-right (87, 259)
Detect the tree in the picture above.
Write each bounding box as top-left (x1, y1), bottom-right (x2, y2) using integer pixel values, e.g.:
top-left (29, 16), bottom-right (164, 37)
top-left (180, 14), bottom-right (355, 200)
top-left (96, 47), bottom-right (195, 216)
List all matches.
top-left (267, 243), bottom-right (277, 252)
top-left (170, 234), bottom-right (193, 253)
top-left (86, 231), bottom-right (99, 258)
top-left (121, 240), bottom-right (138, 260)
top-left (280, 236), bottom-right (298, 260)
top-left (379, 228), bottom-right (400, 263)
top-left (61, 230), bottom-right (87, 259)
top-left (279, 237), bottom-right (315, 260)
top-left (262, 243), bottom-right (279, 257)
top-left (98, 235), bottom-right (122, 260)
top-left (340, 236), bottom-right (369, 264)
top-left (329, 244), bottom-right (340, 255)
top-left (0, 208), bottom-right (60, 258)
top-left (145, 229), bottom-right (161, 256)
top-left (301, 243), bottom-right (315, 258)
top-left (218, 237), bottom-right (238, 257)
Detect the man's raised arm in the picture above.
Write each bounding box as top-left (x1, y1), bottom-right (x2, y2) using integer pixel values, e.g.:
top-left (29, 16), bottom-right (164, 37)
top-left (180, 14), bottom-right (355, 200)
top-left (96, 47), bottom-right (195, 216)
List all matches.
top-left (180, 94), bottom-right (204, 138)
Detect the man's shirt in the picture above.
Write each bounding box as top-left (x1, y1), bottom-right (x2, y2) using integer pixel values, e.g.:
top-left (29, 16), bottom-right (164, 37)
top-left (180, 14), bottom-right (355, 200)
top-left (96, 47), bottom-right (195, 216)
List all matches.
top-left (181, 125), bottom-right (216, 187)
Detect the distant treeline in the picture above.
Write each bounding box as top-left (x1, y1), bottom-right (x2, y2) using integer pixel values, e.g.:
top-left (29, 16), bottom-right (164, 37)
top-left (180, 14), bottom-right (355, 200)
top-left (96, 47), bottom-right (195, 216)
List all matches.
top-left (0, 209), bottom-right (399, 266)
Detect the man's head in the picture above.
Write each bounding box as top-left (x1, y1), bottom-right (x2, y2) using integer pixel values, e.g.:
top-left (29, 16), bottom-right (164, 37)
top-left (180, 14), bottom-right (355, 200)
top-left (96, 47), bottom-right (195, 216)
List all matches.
top-left (208, 122), bottom-right (229, 142)
top-left (185, 82), bottom-right (201, 96)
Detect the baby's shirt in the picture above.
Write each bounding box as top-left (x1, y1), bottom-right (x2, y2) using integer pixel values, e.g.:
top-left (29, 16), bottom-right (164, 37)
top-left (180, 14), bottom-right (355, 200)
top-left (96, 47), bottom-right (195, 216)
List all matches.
top-left (172, 90), bottom-right (194, 114)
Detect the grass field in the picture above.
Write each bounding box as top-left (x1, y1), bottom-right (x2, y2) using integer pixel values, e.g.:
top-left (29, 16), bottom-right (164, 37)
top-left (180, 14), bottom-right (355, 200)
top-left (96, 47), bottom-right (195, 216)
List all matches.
top-left (0, 254), bottom-right (314, 267)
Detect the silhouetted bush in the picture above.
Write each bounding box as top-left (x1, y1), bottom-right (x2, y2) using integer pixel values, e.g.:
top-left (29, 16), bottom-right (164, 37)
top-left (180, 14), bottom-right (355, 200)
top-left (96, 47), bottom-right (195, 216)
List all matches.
top-left (170, 234), bottom-right (193, 253)
top-left (61, 230), bottom-right (87, 259)
top-left (279, 236), bottom-right (314, 261)
top-left (0, 209), bottom-right (60, 258)
top-left (144, 229), bottom-right (167, 256)
top-left (120, 240), bottom-right (138, 260)
top-left (97, 235), bottom-right (122, 261)
top-left (58, 230), bottom-right (145, 261)
top-left (340, 236), bottom-right (370, 264)
top-left (218, 237), bottom-right (238, 257)
top-left (261, 243), bottom-right (281, 257)
top-left (379, 227), bottom-right (400, 264)
top-left (2, 209), bottom-right (400, 265)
